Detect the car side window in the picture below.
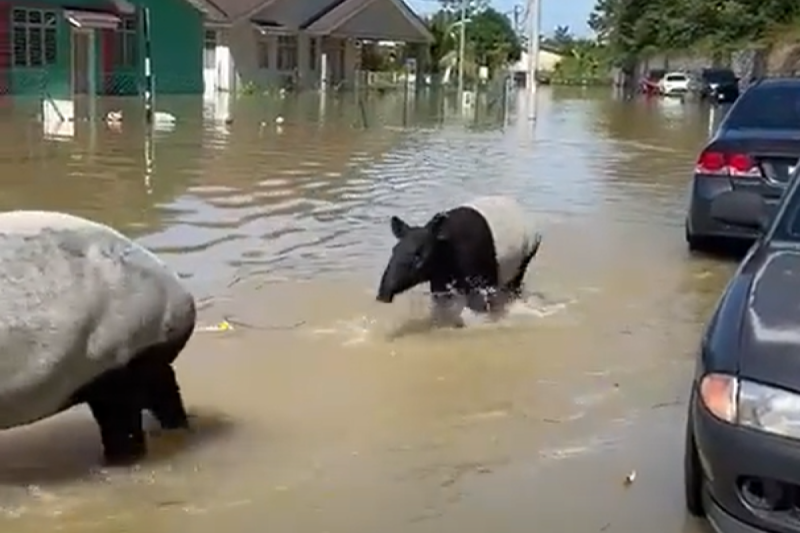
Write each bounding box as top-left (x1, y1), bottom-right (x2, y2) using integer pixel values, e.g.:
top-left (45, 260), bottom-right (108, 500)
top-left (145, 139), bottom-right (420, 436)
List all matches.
top-left (725, 85), bottom-right (800, 130)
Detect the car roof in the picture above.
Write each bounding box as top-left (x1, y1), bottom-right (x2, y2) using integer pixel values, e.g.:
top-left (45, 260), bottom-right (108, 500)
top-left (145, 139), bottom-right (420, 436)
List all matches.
top-left (750, 77), bottom-right (800, 89)
top-left (664, 72), bottom-right (688, 77)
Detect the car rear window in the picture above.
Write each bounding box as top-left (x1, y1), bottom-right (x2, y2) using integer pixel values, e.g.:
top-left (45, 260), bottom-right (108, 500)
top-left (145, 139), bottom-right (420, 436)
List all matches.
top-left (665, 75), bottom-right (686, 81)
top-left (703, 70), bottom-right (736, 83)
top-left (725, 85), bottom-right (800, 130)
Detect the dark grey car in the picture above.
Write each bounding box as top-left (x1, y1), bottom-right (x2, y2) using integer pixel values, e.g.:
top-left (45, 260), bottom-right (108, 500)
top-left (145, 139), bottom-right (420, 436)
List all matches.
top-left (685, 78), bottom-right (800, 252)
top-left (685, 183), bottom-right (800, 533)
top-left (694, 68), bottom-right (740, 104)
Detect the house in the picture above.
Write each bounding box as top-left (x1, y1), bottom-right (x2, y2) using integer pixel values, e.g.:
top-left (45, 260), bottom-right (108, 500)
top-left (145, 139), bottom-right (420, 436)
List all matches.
top-left (508, 46), bottom-right (566, 75)
top-left (0, 0), bottom-right (432, 99)
top-left (195, 0), bottom-right (434, 94)
top-left (0, 0), bottom-right (206, 97)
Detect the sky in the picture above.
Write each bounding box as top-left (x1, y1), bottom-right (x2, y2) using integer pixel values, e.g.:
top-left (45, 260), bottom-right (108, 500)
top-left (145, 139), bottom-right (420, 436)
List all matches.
top-left (406, 0), bottom-right (595, 37)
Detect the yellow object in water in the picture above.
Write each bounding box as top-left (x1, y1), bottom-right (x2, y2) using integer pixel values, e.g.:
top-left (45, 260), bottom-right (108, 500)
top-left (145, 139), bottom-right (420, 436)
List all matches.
top-left (199, 320), bottom-right (233, 332)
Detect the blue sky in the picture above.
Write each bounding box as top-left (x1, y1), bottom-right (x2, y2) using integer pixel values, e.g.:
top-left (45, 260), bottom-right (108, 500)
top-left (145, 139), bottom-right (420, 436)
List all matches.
top-left (406, 0), bottom-right (594, 37)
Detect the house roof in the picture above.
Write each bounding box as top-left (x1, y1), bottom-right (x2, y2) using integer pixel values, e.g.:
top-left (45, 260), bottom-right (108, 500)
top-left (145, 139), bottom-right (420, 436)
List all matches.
top-left (189, 0), bottom-right (430, 42)
top-left (183, 0), bottom-right (266, 21)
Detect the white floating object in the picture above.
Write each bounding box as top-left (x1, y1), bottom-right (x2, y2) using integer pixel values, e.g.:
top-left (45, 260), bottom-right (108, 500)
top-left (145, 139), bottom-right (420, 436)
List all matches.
top-left (42, 98), bottom-right (74, 139)
top-left (154, 111), bottom-right (176, 123)
top-left (105, 110), bottom-right (122, 123)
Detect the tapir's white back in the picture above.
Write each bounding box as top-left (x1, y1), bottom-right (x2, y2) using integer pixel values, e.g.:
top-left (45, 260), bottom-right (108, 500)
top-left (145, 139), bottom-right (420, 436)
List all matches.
top-left (0, 211), bottom-right (195, 429)
top-left (462, 196), bottom-right (536, 287)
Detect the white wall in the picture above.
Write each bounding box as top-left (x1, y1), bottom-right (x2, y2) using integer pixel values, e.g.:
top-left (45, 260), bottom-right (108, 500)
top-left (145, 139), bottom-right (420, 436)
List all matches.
top-left (203, 28), bottom-right (235, 95)
top-left (216, 24), bottom-right (359, 92)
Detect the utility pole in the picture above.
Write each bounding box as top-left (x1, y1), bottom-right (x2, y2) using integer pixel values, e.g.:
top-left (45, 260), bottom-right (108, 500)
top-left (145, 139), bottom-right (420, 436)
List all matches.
top-left (457, 0), bottom-right (467, 108)
top-left (513, 4), bottom-right (523, 35)
top-left (526, 0), bottom-right (541, 121)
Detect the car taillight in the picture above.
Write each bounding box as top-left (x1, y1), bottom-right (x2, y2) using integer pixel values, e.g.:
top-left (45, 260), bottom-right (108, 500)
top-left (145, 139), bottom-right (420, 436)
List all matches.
top-left (695, 150), bottom-right (760, 177)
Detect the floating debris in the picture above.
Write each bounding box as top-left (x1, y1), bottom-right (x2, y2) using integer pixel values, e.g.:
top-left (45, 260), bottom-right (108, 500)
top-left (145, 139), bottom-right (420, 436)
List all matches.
top-left (197, 320), bottom-right (233, 333)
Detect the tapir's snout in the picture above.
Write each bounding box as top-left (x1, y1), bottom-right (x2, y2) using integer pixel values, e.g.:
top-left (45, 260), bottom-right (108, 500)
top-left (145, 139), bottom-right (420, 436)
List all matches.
top-left (376, 292), bottom-right (394, 303)
top-left (376, 265), bottom-right (396, 303)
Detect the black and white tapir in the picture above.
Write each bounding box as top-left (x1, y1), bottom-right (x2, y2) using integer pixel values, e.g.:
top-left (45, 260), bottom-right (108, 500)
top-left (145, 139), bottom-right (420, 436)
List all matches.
top-left (0, 211), bottom-right (196, 465)
top-left (376, 196), bottom-right (542, 324)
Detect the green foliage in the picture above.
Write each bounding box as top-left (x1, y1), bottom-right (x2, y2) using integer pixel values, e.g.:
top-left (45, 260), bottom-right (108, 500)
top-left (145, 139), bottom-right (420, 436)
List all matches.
top-left (551, 25), bottom-right (575, 52)
top-left (589, 0), bottom-right (800, 62)
top-left (468, 8), bottom-right (522, 66)
top-left (421, 2), bottom-right (522, 79)
top-left (426, 10), bottom-right (458, 73)
top-left (543, 26), bottom-right (614, 85)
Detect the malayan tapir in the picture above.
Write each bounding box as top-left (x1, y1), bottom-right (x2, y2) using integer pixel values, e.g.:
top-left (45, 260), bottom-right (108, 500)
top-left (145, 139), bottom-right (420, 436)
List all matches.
top-left (0, 211), bottom-right (196, 465)
top-left (376, 195), bottom-right (542, 325)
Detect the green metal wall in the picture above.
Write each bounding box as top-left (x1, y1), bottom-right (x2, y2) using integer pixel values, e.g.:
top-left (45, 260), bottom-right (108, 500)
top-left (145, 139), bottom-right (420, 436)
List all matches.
top-left (7, 0), bottom-right (203, 97)
top-left (9, 0), bottom-right (104, 98)
top-left (133, 0), bottom-right (203, 95)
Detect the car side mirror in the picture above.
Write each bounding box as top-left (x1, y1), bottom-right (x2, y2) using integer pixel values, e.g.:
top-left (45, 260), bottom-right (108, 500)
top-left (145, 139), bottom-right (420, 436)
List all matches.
top-left (710, 191), bottom-right (768, 231)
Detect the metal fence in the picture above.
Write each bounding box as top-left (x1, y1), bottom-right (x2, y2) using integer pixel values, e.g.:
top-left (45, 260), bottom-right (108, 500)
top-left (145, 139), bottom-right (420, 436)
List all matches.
top-left (0, 69), bottom-right (144, 99)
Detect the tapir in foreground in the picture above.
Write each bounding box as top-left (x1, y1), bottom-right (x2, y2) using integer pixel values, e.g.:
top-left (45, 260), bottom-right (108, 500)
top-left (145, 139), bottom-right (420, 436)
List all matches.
top-left (376, 195), bottom-right (542, 325)
top-left (0, 211), bottom-right (196, 465)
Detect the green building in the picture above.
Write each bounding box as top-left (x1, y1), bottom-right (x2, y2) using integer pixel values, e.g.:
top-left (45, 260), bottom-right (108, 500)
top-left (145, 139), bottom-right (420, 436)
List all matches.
top-left (0, 0), bottom-right (204, 98)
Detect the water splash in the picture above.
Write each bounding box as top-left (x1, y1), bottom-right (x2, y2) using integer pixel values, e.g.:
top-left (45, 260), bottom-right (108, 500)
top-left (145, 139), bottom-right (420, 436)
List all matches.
top-left (310, 291), bottom-right (576, 344)
top-left (311, 315), bottom-right (379, 346)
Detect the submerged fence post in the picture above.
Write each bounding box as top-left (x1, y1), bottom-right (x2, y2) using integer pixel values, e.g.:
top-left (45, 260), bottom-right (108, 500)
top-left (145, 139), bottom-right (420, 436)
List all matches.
top-left (142, 7), bottom-right (154, 125)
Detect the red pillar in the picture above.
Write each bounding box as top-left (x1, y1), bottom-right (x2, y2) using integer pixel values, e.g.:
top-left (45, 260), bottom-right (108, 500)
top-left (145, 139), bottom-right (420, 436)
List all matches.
top-left (0, 2), bottom-right (10, 98)
top-left (101, 28), bottom-right (115, 95)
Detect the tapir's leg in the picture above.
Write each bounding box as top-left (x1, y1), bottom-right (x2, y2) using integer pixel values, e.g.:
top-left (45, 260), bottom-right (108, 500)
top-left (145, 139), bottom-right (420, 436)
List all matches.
top-left (130, 327), bottom-right (193, 430)
top-left (429, 282), bottom-right (465, 328)
top-left (505, 234), bottom-right (543, 297)
top-left (138, 359), bottom-right (189, 430)
top-left (82, 368), bottom-right (146, 465)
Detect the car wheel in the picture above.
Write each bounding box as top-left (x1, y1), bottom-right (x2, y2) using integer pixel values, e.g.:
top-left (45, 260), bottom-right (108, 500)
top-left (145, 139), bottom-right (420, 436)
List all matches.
top-left (684, 415), bottom-right (706, 517)
top-left (685, 227), bottom-right (712, 253)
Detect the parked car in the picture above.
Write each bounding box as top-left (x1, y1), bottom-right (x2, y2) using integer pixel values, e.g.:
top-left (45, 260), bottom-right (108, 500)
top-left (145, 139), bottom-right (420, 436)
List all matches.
top-left (684, 182), bottom-right (800, 532)
top-left (640, 69), bottom-right (667, 96)
top-left (685, 77), bottom-right (800, 252)
top-left (659, 71), bottom-right (691, 96)
top-left (693, 68), bottom-right (741, 103)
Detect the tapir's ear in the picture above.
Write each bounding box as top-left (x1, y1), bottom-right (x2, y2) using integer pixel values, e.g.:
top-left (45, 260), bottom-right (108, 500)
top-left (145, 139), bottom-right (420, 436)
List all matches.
top-left (390, 216), bottom-right (411, 239)
top-left (428, 212), bottom-right (449, 241)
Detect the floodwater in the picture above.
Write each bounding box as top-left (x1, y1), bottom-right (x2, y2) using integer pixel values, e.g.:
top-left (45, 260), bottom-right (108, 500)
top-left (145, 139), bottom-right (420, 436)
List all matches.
top-left (0, 89), bottom-right (735, 532)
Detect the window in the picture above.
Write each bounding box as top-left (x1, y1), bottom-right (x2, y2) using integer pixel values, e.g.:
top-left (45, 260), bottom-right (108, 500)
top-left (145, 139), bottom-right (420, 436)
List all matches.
top-left (702, 69), bottom-right (736, 84)
top-left (12, 8), bottom-right (58, 68)
top-left (257, 39), bottom-right (269, 69)
top-left (277, 35), bottom-right (297, 71)
top-left (724, 84), bottom-right (800, 131)
top-left (203, 30), bottom-right (217, 69)
top-left (308, 37), bottom-right (317, 71)
top-left (114, 16), bottom-right (138, 68)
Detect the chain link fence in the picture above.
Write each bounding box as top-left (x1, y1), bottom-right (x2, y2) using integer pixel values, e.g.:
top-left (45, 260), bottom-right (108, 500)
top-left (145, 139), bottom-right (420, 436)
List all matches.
top-left (0, 69), bottom-right (144, 98)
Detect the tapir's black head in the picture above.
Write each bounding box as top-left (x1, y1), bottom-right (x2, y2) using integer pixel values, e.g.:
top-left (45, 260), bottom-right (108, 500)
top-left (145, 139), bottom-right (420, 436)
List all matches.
top-left (376, 212), bottom-right (448, 303)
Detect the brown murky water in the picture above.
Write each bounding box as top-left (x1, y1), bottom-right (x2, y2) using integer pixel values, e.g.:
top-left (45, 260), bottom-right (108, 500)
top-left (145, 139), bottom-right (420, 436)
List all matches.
top-left (0, 89), bottom-right (735, 532)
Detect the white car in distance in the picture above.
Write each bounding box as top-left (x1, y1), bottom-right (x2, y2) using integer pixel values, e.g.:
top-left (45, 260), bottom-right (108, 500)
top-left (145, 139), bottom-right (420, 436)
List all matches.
top-left (659, 72), bottom-right (691, 96)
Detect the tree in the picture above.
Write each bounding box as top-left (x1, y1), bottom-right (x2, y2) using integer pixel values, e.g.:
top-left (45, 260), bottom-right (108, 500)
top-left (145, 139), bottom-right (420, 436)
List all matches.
top-left (467, 7), bottom-right (522, 69)
top-left (437, 0), bottom-right (489, 17)
top-left (424, 4), bottom-right (521, 78)
top-left (589, 0), bottom-right (800, 65)
top-left (425, 11), bottom-right (458, 73)
top-left (552, 25), bottom-right (574, 51)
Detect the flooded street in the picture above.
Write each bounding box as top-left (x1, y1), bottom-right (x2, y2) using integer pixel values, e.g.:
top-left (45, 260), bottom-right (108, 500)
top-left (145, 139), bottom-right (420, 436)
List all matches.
top-left (0, 89), bottom-right (735, 532)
